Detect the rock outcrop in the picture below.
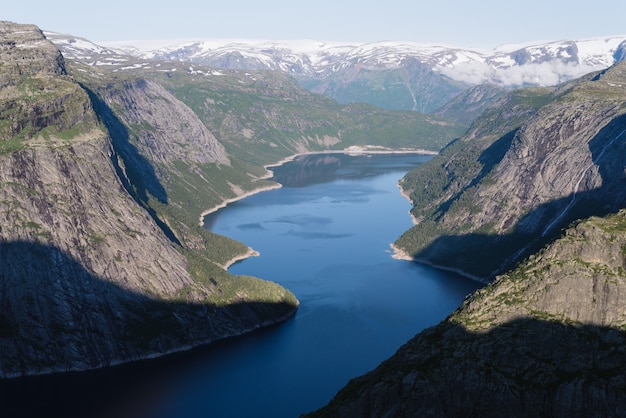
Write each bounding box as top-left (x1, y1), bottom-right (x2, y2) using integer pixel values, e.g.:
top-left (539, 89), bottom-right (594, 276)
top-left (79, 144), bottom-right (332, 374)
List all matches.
top-left (0, 22), bottom-right (65, 86)
top-left (0, 21), bottom-right (297, 378)
top-left (93, 78), bottom-right (228, 166)
top-left (306, 212), bottom-right (626, 417)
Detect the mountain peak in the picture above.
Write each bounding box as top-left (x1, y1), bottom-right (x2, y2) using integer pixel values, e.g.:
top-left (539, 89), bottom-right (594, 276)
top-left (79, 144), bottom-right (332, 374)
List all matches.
top-left (54, 35), bottom-right (626, 86)
top-left (48, 33), bottom-right (626, 114)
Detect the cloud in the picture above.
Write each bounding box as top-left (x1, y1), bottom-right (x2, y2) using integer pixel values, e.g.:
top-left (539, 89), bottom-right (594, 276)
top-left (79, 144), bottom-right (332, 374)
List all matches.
top-left (439, 60), bottom-right (604, 87)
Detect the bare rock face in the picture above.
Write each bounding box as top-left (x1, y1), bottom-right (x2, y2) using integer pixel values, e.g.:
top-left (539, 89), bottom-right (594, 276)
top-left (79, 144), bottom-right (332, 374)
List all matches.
top-left (477, 73), bottom-right (626, 238)
top-left (459, 210), bottom-right (626, 330)
top-left (0, 138), bottom-right (194, 297)
top-left (0, 21), bottom-right (65, 86)
top-left (0, 22), bottom-right (297, 377)
top-left (96, 78), bottom-right (228, 165)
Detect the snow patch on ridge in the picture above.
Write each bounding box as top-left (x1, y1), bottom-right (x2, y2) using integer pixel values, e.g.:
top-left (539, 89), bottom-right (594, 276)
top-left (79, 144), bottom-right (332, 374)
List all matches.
top-left (51, 32), bottom-right (626, 88)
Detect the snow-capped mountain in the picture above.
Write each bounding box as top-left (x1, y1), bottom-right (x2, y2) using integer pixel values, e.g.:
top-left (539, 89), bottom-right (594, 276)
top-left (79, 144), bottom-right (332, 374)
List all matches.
top-left (100, 36), bottom-right (626, 85)
top-left (47, 32), bottom-right (626, 113)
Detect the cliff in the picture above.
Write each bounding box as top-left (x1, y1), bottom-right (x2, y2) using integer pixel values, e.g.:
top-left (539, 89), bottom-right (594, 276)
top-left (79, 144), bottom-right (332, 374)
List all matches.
top-left (0, 21), bottom-right (297, 377)
top-left (306, 209), bottom-right (626, 417)
top-left (306, 60), bottom-right (626, 418)
top-left (395, 61), bottom-right (626, 279)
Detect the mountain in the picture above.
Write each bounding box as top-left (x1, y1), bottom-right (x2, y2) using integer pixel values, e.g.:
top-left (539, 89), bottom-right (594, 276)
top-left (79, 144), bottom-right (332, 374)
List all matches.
top-left (431, 83), bottom-right (507, 126)
top-left (306, 212), bottom-right (626, 417)
top-left (0, 21), bottom-right (465, 377)
top-left (0, 21), bottom-right (299, 377)
top-left (302, 58), bottom-right (626, 417)
top-left (47, 33), bottom-right (626, 113)
top-left (305, 61), bottom-right (626, 417)
top-left (394, 61), bottom-right (626, 280)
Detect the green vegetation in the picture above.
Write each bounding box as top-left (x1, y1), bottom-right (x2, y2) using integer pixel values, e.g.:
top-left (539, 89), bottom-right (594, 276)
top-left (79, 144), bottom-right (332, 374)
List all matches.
top-left (70, 58), bottom-right (465, 290)
top-left (0, 74), bottom-right (98, 153)
top-left (394, 85), bottom-right (562, 278)
top-left (69, 58), bottom-right (461, 315)
top-left (298, 64), bottom-right (468, 113)
top-left (182, 247), bottom-right (298, 308)
top-left (153, 69), bottom-right (465, 165)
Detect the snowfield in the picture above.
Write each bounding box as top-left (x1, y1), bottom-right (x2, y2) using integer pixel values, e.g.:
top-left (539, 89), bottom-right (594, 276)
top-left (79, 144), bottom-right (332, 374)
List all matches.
top-left (46, 31), bottom-right (626, 87)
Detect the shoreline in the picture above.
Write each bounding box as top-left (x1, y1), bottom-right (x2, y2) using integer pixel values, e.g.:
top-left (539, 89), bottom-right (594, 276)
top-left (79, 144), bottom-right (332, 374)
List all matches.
top-left (1, 305), bottom-right (299, 379)
top-left (220, 247), bottom-right (260, 270)
top-left (396, 183), bottom-right (419, 225)
top-left (199, 146), bottom-right (437, 227)
top-left (199, 146), bottom-right (438, 271)
top-left (198, 183), bottom-right (283, 226)
top-left (264, 145), bottom-right (438, 169)
top-left (389, 243), bottom-right (490, 285)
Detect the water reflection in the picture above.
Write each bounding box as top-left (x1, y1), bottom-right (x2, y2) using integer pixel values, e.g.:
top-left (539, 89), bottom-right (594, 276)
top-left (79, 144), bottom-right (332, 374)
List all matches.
top-left (269, 153), bottom-right (428, 187)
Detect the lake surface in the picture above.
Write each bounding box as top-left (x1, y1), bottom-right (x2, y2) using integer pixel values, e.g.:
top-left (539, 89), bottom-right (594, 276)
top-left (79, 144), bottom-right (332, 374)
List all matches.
top-left (1, 153), bottom-right (481, 418)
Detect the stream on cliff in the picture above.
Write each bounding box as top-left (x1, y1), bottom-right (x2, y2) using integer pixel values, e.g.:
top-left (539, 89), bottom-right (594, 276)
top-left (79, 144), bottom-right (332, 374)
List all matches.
top-left (1, 153), bottom-right (480, 418)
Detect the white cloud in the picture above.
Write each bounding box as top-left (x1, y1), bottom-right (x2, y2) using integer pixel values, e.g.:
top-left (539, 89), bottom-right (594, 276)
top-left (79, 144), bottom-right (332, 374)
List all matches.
top-left (440, 60), bottom-right (604, 87)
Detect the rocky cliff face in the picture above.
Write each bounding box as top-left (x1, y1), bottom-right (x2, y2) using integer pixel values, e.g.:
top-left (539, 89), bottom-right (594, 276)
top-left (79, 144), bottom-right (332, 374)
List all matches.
top-left (306, 209), bottom-right (626, 417)
top-left (0, 22), bottom-right (91, 144)
top-left (396, 61), bottom-right (626, 279)
top-left (306, 60), bottom-right (626, 418)
top-left (0, 21), bottom-right (297, 378)
top-left (431, 83), bottom-right (506, 125)
top-left (0, 22), bottom-right (65, 85)
top-left (94, 77), bottom-right (228, 166)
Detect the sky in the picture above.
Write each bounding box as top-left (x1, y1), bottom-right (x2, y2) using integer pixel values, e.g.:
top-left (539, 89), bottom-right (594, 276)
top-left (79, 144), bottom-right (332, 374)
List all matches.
top-left (4, 0), bottom-right (626, 49)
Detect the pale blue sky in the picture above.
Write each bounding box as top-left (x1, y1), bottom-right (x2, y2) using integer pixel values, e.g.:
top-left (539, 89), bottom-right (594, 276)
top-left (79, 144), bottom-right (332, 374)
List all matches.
top-left (4, 0), bottom-right (626, 48)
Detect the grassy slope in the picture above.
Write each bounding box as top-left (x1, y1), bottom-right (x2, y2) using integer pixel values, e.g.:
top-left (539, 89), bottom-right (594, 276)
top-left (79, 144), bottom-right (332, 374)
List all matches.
top-left (155, 67), bottom-right (465, 165)
top-left (72, 60), bottom-right (465, 267)
top-left (63, 59), bottom-right (467, 316)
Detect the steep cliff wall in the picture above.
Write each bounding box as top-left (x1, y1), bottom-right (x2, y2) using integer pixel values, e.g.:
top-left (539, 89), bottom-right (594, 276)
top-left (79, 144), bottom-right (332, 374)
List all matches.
top-left (307, 212), bottom-right (626, 417)
top-left (94, 77), bottom-right (228, 166)
top-left (307, 61), bottom-right (626, 418)
top-left (0, 21), bottom-right (297, 378)
top-left (396, 62), bottom-right (626, 279)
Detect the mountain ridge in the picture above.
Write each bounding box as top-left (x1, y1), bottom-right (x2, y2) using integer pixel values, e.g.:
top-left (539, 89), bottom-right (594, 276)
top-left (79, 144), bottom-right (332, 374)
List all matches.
top-left (85, 35), bottom-right (626, 86)
top-left (46, 31), bottom-right (626, 114)
top-left (0, 20), bottom-right (298, 378)
top-left (393, 60), bottom-right (626, 280)
top-left (306, 60), bottom-right (626, 418)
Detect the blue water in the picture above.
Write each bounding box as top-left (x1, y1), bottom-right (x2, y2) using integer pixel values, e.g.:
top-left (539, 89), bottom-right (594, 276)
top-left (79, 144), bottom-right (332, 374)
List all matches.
top-left (178, 153), bottom-right (481, 417)
top-left (0, 153), bottom-right (481, 418)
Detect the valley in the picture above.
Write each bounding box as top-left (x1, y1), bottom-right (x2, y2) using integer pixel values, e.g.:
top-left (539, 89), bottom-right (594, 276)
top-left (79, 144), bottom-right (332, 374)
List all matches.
top-left (2, 18), bottom-right (626, 417)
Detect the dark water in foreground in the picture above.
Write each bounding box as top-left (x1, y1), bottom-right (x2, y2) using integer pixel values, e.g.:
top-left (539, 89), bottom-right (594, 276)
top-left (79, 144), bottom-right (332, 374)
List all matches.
top-left (1, 153), bottom-right (480, 418)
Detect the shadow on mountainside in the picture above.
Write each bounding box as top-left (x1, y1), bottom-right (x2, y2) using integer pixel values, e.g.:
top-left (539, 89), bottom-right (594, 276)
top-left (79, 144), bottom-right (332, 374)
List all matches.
top-left (83, 86), bottom-right (181, 245)
top-left (0, 240), bottom-right (296, 418)
top-left (413, 114), bottom-right (626, 279)
top-left (434, 128), bottom-right (519, 219)
top-left (305, 317), bottom-right (626, 418)
top-left (83, 86), bottom-right (168, 206)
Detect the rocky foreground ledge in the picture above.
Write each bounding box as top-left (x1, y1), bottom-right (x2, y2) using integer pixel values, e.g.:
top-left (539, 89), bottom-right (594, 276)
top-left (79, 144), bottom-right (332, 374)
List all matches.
top-left (306, 210), bottom-right (626, 417)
